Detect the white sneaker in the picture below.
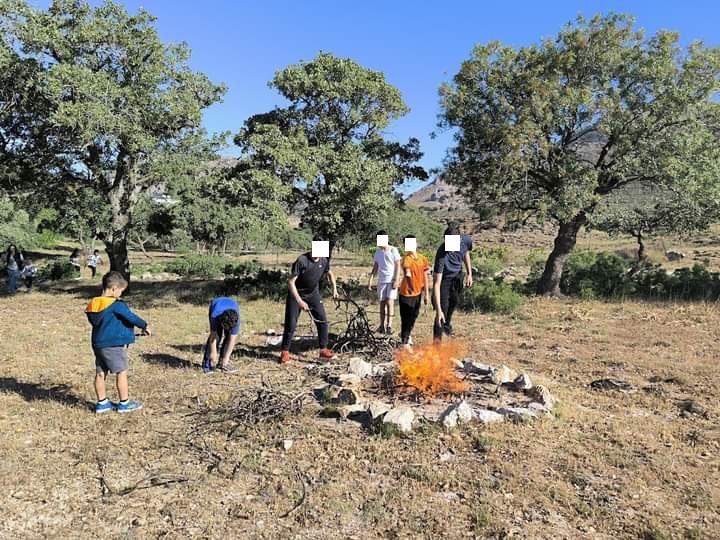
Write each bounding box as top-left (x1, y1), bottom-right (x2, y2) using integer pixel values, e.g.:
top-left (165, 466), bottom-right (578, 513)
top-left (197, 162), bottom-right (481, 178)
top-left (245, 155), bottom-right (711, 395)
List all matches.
top-left (407, 335), bottom-right (414, 346)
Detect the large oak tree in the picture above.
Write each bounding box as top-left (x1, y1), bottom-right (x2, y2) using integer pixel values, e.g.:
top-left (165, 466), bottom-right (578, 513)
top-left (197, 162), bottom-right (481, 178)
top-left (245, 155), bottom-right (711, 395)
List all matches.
top-left (440, 13), bottom-right (720, 295)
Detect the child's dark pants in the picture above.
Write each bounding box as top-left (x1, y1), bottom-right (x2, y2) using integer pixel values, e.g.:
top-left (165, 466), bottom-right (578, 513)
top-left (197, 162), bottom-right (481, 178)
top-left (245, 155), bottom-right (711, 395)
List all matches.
top-left (399, 294), bottom-right (422, 344)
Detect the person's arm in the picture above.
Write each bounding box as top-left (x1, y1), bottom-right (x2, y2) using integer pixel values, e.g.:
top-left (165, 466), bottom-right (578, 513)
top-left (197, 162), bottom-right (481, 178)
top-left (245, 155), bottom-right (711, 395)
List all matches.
top-left (368, 261), bottom-right (378, 289)
top-left (115, 302), bottom-right (150, 333)
top-left (392, 251), bottom-right (402, 289)
top-left (288, 276), bottom-right (309, 311)
top-left (433, 271), bottom-right (444, 323)
top-left (327, 269), bottom-right (338, 298)
top-left (464, 251), bottom-right (473, 288)
top-left (206, 331), bottom-right (219, 364)
top-left (423, 265), bottom-right (430, 305)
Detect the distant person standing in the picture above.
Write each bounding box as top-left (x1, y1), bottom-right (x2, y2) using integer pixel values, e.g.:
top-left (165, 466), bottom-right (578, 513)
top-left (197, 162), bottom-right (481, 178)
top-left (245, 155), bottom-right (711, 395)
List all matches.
top-left (5, 244), bottom-right (24, 294)
top-left (398, 235), bottom-right (430, 347)
top-left (69, 248), bottom-right (82, 277)
top-left (433, 223), bottom-right (473, 341)
top-left (368, 230), bottom-right (402, 335)
top-left (87, 249), bottom-right (103, 278)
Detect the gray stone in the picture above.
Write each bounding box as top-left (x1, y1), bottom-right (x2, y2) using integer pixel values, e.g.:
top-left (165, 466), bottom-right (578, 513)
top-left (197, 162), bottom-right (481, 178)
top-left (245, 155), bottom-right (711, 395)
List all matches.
top-left (463, 359), bottom-right (492, 374)
top-left (666, 250), bottom-right (685, 261)
top-left (367, 400), bottom-right (392, 420)
top-left (440, 400), bottom-right (475, 429)
top-left (281, 439), bottom-right (293, 451)
top-left (497, 406), bottom-right (538, 423)
top-left (475, 409), bottom-right (505, 424)
top-left (265, 336), bottom-right (282, 347)
top-left (527, 384), bottom-right (557, 409)
top-left (512, 373), bottom-right (533, 391)
top-left (337, 387), bottom-right (362, 405)
top-left (492, 364), bottom-right (517, 385)
top-left (527, 402), bottom-right (552, 416)
top-left (265, 329), bottom-right (277, 336)
top-left (338, 402), bottom-right (368, 419)
top-left (371, 362), bottom-right (393, 377)
top-left (383, 406), bottom-right (415, 433)
top-left (348, 357), bottom-right (374, 379)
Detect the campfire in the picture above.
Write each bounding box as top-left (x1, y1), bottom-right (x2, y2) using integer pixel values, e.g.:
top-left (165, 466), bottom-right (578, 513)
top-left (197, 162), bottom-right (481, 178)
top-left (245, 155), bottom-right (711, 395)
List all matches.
top-left (396, 341), bottom-right (468, 397)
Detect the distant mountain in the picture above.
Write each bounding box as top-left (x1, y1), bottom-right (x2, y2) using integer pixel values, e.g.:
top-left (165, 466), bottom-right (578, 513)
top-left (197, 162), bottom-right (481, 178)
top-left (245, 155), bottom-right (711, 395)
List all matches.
top-left (405, 175), bottom-right (474, 220)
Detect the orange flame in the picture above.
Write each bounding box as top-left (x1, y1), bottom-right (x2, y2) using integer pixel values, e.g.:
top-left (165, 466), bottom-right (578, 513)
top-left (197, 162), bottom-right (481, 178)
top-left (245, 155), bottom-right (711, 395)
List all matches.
top-left (396, 340), bottom-right (468, 397)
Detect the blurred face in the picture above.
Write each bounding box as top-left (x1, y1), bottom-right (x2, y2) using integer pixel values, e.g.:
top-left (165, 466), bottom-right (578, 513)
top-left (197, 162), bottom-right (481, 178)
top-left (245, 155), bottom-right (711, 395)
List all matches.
top-left (106, 285), bottom-right (126, 298)
top-left (9, 246), bottom-right (16, 253)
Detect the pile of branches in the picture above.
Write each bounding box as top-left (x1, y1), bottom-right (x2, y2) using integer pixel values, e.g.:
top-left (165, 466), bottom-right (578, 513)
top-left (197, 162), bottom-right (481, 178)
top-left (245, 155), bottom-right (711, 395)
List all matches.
top-left (193, 380), bottom-right (308, 438)
top-left (332, 286), bottom-right (398, 362)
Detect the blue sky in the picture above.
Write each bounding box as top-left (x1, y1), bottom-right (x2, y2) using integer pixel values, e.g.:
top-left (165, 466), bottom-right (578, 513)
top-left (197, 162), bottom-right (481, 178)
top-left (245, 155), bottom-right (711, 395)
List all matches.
top-left (37, 1), bottom-right (720, 195)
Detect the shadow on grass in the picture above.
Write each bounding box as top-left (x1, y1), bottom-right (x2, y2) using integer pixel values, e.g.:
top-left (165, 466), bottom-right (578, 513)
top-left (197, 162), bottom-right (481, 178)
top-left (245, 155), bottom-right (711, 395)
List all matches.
top-left (141, 353), bottom-right (197, 370)
top-left (0, 377), bottom-right (94, 411)
top-left (41, 278), bottom-right (229, 309)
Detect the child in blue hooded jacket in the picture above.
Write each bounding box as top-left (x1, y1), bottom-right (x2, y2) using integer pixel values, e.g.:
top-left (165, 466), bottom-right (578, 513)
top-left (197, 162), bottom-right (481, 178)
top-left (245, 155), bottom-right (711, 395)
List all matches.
top-left (85, 271), bottom-right (150, 414)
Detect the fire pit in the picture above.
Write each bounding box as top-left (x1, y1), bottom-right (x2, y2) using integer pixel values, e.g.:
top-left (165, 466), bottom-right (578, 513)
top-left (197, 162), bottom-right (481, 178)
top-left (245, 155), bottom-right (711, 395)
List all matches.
top-left (309, 340), bottom-right (558, 433)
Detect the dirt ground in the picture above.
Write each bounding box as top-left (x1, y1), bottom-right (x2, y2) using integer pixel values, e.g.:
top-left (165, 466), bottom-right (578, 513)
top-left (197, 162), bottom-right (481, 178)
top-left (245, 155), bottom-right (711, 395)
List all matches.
top-left (1, 238), bottom-right (719, 539)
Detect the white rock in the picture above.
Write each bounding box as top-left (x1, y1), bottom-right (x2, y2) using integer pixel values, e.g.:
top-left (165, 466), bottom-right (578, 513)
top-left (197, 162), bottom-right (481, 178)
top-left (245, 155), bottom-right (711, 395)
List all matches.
top-left (338, 403), bottom-right (368, 418)
top-left (527, 402), bottom-right (552, 416)
top-left (367, 400), bottom-right (391, 420)
top-left (475, 409), bottom-right (505, 424)
top-left (265, 329), bottom-right (277, 336)
top-left (371, 362), bottom-right (393, 377)
top-left (265, 336), bottom-right (282, 347)
top-left (335, 373), bottom-right (363, 387)
top-left (512, 373), bottom-right (533, 390)
top-left (440, 400), bottom-right (475, 429)
top-left (527, 384), bottom-right (557, 409)
top-left (281, 439), bottom-right (293, 451)
top-left (383, 406), bottom-right (414, 433)
top-left (348, 357), bottom-right (374, 379)
top-left (336, 387), bottom-right (362, 405)
top-left (452, 358), bottom-right (465, 370)
top-left (497, 406), bottom-right (537, 423)
top-left (492, 364), bottom-right (518, 385)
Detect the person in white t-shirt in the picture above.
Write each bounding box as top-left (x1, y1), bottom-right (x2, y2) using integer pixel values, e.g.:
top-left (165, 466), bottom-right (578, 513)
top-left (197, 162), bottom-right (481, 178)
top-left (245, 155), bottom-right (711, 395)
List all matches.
top-left (367, 230), bottom-right (402, 335)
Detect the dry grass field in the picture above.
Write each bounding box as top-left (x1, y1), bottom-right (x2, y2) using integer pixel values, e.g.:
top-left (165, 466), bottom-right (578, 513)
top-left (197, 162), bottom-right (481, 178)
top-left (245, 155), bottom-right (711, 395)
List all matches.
top-left (1, 238), bottom-right (719, 539)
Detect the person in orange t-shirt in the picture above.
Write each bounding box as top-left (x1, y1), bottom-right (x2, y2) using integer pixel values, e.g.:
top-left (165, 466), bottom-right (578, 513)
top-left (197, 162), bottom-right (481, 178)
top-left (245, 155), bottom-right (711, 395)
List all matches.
top-left (398, 235), bottom-right (430, 346)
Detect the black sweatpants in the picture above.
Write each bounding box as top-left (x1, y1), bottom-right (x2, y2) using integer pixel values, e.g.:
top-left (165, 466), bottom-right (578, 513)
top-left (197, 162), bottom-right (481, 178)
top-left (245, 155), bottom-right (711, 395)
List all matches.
top-left (281, 291), bottom-right (329, 350)
top-left (89, 266), bottom-right (97, 278)
top-left (399, 294), bottom-right (422, 344)
top-left (433, 273), bottom-right (463, 340)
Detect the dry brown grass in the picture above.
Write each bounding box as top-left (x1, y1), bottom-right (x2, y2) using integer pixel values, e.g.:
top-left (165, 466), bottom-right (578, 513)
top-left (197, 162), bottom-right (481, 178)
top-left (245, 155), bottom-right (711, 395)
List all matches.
top-left (1, 251), bottom-right (720, 539)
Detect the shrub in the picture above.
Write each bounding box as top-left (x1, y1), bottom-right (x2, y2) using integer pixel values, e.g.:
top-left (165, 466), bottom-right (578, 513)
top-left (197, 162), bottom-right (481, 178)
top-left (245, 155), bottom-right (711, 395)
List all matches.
top-left (223, 263), bottom-right (288, 300)
top-left (460, 279), bottom-right (525, 314)
top-left (561, 250), bottom-right (633, 298)
top-left (39, 260), bottom-right (78, 281)
top-left (34, 230), bottom-right (61, 250)
top-left (165, 254), bottom-right (231, 278)
top-left (472, 245), bottom-right (510, 278)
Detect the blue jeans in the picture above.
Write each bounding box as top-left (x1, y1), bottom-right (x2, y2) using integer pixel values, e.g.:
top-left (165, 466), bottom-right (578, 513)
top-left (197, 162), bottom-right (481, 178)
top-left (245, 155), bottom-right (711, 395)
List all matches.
top-left (7, 269), bottom-right (19, 294)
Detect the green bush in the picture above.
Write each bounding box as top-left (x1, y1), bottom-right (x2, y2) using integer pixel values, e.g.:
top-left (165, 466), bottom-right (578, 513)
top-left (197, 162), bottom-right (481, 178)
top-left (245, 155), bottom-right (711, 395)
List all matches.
top-left (460, 279), bottom-right (525, 314)
top-left (560, 250), bottom-right (634, 298)
top-left (472, 245), bottom-right (510, 278)
top-left (165, 254), bottom-right (231, 278)
top-left (223, 263), bottom-right (288, 300)
top-left (34, 230), bottom-right (61, 249)
top-left (39, 260), bottom-right (78, 281)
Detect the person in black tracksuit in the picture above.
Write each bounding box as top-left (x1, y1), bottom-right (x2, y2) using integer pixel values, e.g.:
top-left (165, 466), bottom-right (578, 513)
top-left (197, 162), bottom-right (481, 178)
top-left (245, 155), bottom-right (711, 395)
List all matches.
top-left (280, 250), bottom-right (338, 363)
top-left (433, 224), bottom-right (473, 341)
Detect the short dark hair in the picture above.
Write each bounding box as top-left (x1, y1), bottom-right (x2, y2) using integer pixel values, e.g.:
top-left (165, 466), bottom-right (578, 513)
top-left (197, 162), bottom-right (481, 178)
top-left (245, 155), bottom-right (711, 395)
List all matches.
top-left (444, 221), bottom-right (460, 236)
top-left (312, 235), bottom-right (325, 243)
top-left (376, 230), bottom-right (387, 237)
top-left (102, 271), bottom-right (128, 291)
top-left (93, 249), bottom-right (99, 254)
top-left (404, 235), bottom-right (416, 240)
top-left (217, 309), bottom-right (238, 332)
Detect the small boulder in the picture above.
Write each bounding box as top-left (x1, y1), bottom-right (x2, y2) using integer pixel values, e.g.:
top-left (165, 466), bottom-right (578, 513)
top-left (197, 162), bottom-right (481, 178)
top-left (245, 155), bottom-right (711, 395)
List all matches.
top-left (440, 400), bottom-right (475, 429)
top-left (348, 357), bottom-right (374, 379)
top-left (265, 336), bottom-right (282, 347)
top-left (497, 406), bottom-right (537, 423)
top-left (526, 384), bottom-right (557, 409)
top-left (367, 400), bottom-right (392, 420)
top-left (337, 387), bottom-right (362, 405)
top-left (475, 409), bottom-right (505, 424)
top-left (265, 329), bottom-right (277, 336)
top-left (338, 402), bottom-right (368, 419)
top-left (492, 364), bottom-right (517, 385)
top-left (511, 373), bottom-right (533, 391)
top-left (383, 406), bottom-right (415, 433)
top-left (590, 378), bottom-right (635, 393)
top-left (280, 439), bottom-right (293, 451)
top-left (463, 360), bottom-right (492, 375)
top-left (665, 250), bottom-right (685, 262)
top-left (527, 402), bottom-right (552, 416)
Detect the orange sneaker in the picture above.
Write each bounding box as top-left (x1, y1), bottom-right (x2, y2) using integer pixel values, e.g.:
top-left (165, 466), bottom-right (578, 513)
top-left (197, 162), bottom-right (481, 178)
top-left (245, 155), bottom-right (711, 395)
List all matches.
top-left (319, 349), bottom-right (337, 361)
top-left (279, 351), bottom-right (291, 364)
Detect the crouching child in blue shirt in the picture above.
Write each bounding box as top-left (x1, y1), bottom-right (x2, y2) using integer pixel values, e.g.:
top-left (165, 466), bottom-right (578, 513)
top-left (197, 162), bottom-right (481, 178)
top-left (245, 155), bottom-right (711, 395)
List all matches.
top-left (202, 297), bottom-right (240, 374)
top-left (85, 271), bottom-right (150, 414)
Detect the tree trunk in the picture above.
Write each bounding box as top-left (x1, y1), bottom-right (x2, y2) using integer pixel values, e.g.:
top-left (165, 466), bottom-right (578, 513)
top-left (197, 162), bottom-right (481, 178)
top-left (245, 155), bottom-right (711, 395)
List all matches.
top-left (135, 233), bottom-right (154, 261)
top-left (636, 230), bottom-right (646, 261)
top-left (105, 156), bottom-right (138, 285)
top-left (536, 213), bottom-right (587, 296)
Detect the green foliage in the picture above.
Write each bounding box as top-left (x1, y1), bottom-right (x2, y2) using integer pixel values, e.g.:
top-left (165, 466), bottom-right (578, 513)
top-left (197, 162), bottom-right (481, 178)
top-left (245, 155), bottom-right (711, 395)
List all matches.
top-left (472, 246), bottom-right (510, 278)
top-left (34, 230), bottom-right (60, 249)
top-left (235, 52), bottom-right (427, 251)
top-left (441, 13), bottom-right (720, 294)
top-left (561, 251), bottom-right (634, 299)
top-left (223, 262), bottom-right (288, 301)
top-left (459, 279), bottom-right (525, 314)
top-left (165, 254), bottom-right (230, 278)
top-left (39, 260), bottom-right (78, 280)
top-left (0, 196), bottom-right (35, 247)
